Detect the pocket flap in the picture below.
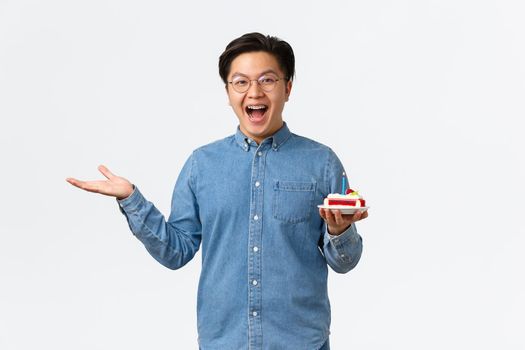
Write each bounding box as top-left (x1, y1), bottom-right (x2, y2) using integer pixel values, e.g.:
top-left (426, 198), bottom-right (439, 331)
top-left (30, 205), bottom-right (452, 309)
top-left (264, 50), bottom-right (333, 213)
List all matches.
top-left (274, 181), bottom-right (315, 192)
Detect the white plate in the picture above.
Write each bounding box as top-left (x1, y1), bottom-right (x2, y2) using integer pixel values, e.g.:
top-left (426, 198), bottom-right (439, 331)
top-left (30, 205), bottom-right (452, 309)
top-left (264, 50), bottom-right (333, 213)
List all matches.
top-left (317, 205), bottom-right (369, 215)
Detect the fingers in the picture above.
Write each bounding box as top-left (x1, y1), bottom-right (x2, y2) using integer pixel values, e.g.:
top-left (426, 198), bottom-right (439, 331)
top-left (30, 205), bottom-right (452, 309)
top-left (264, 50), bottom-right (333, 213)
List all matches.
top-left (98, 165), bottom-right (115, 180)
top-left (66, 165), bottom-right (131, 198)
top-left (348, 209), bottom-right (369, 222)
top-left (320, 208), bottom-right (333, 224)
top-left (320, 208), bottom-right (344, 226)
top-left (332, 209), bottom-right (345, 225)
top-left (66, 177), bottom-right (81, 187)
top-left (319, 208), bottom-right (369, 226)
top-left (352, 210), bottom-right (363, 222)
top-left (66, 177), bottom-right (92, 190)
top-left (66, 178), bottom-right (105, 194)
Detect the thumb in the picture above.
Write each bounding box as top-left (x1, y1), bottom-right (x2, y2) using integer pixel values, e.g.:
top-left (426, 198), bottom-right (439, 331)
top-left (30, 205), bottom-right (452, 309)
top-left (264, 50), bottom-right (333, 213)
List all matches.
top-left (98, 165), bottom-right (116, 180)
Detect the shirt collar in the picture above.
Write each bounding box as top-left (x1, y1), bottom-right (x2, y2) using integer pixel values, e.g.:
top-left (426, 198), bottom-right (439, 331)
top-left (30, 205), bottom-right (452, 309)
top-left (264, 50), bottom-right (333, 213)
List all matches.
top-left (234, 122), bottom-right (292, 152)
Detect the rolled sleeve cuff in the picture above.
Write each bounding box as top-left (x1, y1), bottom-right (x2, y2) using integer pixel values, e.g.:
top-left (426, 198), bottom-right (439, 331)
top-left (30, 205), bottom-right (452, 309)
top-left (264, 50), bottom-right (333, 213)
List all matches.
top-left (117, 185), bottom-right (144, 214)
top-left (328, 223), bottom-right (360, 254)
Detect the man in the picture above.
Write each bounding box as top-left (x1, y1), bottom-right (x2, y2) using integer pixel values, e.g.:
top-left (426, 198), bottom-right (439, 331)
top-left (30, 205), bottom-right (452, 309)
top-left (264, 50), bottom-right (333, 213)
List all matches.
top-left (67, 32), bottom-right (368, 350)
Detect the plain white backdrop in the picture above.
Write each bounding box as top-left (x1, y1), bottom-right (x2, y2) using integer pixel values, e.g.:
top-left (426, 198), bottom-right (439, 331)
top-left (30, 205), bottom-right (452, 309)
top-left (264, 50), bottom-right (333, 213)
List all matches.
top-left (1, 0), bottom-right (524, 349)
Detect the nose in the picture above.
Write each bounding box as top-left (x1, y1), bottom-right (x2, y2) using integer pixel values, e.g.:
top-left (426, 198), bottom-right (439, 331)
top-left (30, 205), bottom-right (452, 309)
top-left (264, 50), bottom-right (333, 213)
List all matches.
top-left (246, 80), bottom-right (264, 98)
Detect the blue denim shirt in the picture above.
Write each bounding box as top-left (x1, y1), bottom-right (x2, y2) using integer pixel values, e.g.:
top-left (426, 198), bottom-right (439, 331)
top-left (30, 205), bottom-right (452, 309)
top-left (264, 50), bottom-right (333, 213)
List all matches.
top-left (117, 123), bottom-right (363, 349)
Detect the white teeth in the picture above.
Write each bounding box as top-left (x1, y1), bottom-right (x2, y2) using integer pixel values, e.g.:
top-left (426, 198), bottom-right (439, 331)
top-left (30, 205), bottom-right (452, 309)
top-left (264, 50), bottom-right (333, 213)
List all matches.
top-left (247, 105), bottom-right (267, 110)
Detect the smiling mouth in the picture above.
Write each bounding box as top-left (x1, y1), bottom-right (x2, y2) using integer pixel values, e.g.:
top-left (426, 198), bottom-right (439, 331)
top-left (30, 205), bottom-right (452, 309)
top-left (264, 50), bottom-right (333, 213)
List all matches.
top-left (246, 105), bottom-right (268, 121)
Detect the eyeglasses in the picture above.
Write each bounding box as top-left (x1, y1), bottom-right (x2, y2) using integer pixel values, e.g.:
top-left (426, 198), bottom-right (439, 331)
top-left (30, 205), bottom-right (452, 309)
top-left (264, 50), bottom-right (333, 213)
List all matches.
top-left (228, 74), bottom-right (284, 93)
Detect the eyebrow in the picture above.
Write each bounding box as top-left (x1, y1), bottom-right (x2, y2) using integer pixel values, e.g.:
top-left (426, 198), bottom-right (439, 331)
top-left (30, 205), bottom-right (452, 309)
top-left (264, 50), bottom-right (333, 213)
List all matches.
top-left (231, 69), bottom-right (279, 78)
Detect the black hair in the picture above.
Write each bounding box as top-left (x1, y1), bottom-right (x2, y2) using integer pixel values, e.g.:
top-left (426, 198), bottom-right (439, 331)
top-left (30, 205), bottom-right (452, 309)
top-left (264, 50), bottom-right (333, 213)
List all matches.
top-left (218, 32), bottom-right (295, 84)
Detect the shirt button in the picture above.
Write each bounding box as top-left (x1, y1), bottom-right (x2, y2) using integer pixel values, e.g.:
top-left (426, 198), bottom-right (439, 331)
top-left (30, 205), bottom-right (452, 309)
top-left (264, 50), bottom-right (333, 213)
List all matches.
top-left (252, 311), bottom-right (258, 317)
top-left (252, 280), bottom-right (258, 286)
top-left (255, 181), bottom-right (260, 187)
top-left (257, 151), bottom-right (262, 156)
top-left (253, 246), bottom-right (259, 252)
top-left (253, 215), bottom-right (259, 221)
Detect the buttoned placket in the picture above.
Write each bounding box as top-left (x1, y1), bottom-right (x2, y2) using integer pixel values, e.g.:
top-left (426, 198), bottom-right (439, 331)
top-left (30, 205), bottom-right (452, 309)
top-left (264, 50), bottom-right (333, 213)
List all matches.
top-left (247, 140), bottom-right (268, 349)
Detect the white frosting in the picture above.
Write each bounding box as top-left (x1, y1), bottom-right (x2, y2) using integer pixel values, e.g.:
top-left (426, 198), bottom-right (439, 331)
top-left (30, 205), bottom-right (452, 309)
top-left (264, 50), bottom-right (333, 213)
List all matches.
top-left (324, 191), bottom-right (364, 207)
top-left (327, 193), bottom-right (362, 199)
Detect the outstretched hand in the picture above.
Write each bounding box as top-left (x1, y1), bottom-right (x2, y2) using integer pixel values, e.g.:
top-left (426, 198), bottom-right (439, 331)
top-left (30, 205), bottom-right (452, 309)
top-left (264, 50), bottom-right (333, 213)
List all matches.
top-left (66, 165), bottom-right (134, 200)
top-left (319, 208), bottom-right (368, 236)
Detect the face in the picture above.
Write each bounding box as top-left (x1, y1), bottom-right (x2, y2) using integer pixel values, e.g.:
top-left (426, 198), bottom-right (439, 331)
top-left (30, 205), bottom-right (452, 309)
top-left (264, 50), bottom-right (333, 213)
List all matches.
top-left (226, 51), bottom-right (292, 144)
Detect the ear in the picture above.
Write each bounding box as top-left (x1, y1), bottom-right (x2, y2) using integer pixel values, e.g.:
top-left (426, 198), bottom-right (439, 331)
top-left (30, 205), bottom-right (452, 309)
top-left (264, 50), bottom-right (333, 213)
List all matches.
top-left (285, 80), bottom-right (293, 102)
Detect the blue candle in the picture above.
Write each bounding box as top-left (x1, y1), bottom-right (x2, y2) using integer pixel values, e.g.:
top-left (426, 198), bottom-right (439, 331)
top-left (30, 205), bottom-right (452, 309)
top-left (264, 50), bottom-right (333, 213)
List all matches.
top-left (341, 172), bottom-right (346, 194)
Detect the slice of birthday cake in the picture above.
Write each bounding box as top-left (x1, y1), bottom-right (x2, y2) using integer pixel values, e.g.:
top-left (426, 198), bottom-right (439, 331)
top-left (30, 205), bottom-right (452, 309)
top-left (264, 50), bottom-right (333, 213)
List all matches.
top-left (323, 188), bottom-right (366, 207)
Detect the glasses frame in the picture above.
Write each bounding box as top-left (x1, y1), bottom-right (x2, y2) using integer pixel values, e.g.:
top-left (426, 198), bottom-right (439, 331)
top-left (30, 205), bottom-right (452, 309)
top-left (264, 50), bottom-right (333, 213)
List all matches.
top-left (227, 74), bottom-right (286, 93)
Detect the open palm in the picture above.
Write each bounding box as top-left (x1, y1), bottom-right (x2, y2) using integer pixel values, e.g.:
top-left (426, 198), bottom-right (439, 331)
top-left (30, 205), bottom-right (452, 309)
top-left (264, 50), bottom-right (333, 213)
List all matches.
top-left (66, 165), bottom-right (134, 200)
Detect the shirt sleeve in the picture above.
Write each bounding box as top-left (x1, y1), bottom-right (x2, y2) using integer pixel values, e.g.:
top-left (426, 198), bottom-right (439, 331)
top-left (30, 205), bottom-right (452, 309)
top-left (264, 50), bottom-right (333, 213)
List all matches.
top-left (117, 153), bottom-right (202, 270)
top-left (321, 149), bottom-right (364, 274)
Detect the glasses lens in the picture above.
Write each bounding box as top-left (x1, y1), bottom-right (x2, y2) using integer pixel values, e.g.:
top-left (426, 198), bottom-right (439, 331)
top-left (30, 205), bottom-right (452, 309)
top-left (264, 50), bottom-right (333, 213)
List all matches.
top-left (230, 75), bottom-right (280, 93)
top-left (258, 75), bottom-right (278, 92)
top-left (232, 77), bottom-right (250, 93)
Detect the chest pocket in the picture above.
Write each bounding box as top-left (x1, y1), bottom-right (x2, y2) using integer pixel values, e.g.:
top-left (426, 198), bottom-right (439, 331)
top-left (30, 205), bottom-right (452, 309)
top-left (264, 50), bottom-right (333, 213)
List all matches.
top-left (273, 180), bottom-right (317, 223)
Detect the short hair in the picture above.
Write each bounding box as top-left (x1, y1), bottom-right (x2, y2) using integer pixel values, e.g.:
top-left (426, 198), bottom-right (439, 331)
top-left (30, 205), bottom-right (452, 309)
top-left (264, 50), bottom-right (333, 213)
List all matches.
top-left (218, 32), bottom-right (295, 84)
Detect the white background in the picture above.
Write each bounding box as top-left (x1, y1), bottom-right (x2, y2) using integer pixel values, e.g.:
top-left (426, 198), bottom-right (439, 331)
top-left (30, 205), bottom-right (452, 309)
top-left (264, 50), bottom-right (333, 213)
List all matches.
top-left (1, 0), bottom-right (524, 349)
